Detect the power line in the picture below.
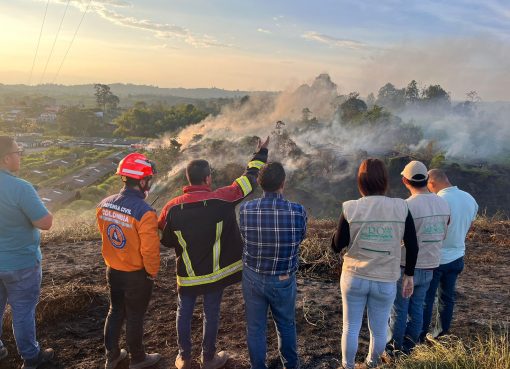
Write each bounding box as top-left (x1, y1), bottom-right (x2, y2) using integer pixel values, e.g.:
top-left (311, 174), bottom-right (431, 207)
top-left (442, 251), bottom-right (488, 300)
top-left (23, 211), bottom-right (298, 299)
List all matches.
top-left (28, 0), bottom-right (50, 85)
top-left (39, 0), bottom-right (71, 85)
top-left (52, 0), bottom-right (93, 84)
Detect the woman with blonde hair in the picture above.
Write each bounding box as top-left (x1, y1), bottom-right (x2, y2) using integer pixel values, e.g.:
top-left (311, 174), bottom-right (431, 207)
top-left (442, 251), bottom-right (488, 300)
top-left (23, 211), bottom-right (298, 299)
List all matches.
top-left (332, 158), bottom-right (418, 369)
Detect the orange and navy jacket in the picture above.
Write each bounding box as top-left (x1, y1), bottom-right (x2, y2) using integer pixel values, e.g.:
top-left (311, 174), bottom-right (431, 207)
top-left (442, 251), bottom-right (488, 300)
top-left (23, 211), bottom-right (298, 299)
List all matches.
top-left (158, 148), bottom-right (268, 295)
top-left (97, 187), bottom-right (160, 277)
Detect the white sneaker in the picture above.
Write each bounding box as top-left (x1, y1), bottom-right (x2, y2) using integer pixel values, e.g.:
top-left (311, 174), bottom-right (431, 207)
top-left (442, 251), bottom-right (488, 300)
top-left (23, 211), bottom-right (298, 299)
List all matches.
top-left (426, 332), bottom-right (439, 342)
top-left (201, 351), bottom-right (229, 369)
top-left (129, 353), bottom-right (161, 369)
top-left (105, 349), bottom-right (128, 369)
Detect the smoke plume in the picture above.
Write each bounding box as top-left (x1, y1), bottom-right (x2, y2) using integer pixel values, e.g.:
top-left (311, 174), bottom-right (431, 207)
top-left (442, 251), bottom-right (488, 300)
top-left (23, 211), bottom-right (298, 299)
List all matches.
top-left (149, 73), bottom-right (510, 204)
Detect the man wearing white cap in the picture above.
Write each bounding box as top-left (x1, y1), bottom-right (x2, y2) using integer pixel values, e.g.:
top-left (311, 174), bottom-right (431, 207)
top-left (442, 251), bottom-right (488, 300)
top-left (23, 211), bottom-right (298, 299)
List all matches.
top-left (420, 168), bottom-right (477, 341)
top-left (387, 161), bottom-right (450, 355)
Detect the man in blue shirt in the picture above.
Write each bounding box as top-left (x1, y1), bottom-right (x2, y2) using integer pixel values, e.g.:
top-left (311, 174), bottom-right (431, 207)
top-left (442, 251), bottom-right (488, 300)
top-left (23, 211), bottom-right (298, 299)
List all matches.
top-left (0, 136), bottom-right (54, 369)
top-left (420, 169), bottom-right (478, 341)
top-left (240, 162), bottom-right (307, 369)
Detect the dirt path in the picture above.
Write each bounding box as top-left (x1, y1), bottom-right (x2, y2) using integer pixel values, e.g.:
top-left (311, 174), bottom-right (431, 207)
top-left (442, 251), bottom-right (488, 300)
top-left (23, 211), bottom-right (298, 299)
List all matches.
top-left (0, 236), bottom-right (508, 369)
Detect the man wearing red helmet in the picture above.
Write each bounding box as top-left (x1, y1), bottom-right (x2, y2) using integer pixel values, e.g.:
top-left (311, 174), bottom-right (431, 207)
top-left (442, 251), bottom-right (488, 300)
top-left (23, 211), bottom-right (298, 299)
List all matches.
top-left (96, 153), bottom-right (161, 369)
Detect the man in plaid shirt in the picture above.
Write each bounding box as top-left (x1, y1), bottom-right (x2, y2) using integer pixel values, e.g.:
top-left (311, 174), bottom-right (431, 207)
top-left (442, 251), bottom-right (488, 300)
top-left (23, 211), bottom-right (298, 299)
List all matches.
top-left (239, 162), bottom-right (307, 369)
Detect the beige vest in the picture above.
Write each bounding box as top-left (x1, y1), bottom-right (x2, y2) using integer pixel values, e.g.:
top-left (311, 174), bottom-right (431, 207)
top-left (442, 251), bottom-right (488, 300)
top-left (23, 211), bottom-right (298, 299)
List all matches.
top-left (342, 196), bottom-right (408, 282)
top-left (402, 193), bottom-right (450, 269)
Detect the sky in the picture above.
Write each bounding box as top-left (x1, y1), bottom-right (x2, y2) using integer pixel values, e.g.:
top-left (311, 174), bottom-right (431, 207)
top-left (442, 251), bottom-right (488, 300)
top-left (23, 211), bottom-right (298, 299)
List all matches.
top-left (1, 0), bottom-right (509, 100)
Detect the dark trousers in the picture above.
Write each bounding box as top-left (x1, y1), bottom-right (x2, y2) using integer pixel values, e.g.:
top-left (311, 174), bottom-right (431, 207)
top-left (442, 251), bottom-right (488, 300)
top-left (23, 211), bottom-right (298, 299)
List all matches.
top-left (104, 267), bottom-right (153, 362)
top-left (421, 256), bottom-right (464, 340)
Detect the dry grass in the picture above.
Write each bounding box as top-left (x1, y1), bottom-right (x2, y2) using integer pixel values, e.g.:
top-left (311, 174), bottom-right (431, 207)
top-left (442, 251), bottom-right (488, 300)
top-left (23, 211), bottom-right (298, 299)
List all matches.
top-left (37, 283), bottom-right (106, 324)
top-left (42, 219), bottom-right (100, 244)
top-left (2, 282), bottom-right (106, 332)
top-left (468, 215), bottom-right (510, 248)
top-left (465, 215), bottom-right (510, 265)
top-left (299, 216), bottom-right (510, 277)
top-left (299, 218), bottom-right (339, 280)
top-left (393, 329), bottom-right (510, 369)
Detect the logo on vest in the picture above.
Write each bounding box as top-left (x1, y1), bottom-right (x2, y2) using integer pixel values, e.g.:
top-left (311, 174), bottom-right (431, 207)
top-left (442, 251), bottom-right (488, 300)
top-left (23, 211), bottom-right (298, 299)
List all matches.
top-left (360, 225), bottom-right (394, 241)
top-left (107, 224), bottom-right (127, 249)
top-left (423, 222), bottom-right (446, 235)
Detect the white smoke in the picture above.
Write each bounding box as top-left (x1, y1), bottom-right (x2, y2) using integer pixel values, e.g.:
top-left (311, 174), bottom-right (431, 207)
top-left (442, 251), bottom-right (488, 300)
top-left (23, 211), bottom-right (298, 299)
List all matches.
top-left (399, 102), bottom-right (510, 160)
top-left (149, 74), bottom-right (510, 196)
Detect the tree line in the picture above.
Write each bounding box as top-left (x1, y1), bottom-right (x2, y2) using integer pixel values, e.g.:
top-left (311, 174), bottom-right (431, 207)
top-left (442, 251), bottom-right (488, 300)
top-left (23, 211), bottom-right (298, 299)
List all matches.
top-left (57, 85), bottom-right (208, 137)
top-left (2, 81), bottom-right (480, 139)
top-left (112, 102), bottom-right (208, 137)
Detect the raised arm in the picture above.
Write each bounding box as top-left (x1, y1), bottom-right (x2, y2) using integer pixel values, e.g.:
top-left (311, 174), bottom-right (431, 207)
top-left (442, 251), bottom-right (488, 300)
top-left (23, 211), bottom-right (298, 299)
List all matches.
top-left (216, 136), bottom-right (270, 204)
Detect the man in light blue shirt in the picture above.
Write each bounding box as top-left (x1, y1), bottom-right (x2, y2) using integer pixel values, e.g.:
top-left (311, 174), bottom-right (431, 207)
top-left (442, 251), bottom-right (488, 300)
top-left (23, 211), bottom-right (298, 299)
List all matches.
top-left (421, 169), bottom-right (478, 340)
top-left (0, 136), bottom-right (54, 368)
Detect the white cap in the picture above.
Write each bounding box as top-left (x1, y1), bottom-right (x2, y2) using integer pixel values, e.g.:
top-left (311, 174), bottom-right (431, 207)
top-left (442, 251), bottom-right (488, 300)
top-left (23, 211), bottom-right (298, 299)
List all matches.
top-left (401, 160), bottom-right (428, 181)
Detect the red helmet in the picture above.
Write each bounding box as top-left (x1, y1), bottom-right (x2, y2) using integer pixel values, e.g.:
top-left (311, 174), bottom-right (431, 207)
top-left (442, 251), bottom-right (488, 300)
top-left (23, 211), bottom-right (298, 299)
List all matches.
top-left (116, 153), bottom-right (157, 180)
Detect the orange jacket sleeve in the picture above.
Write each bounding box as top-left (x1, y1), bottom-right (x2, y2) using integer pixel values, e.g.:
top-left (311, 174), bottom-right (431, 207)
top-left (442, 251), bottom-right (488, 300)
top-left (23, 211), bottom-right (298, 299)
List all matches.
top-left (138, 210), bottom-right (161, 277)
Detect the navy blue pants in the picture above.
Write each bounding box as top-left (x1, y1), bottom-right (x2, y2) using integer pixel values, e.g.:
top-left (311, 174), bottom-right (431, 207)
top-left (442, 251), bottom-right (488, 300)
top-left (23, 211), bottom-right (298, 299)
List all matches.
top-left (421, 257), bottom-right (464, 340)
top-left (176, 288), bottom-right (224, 361)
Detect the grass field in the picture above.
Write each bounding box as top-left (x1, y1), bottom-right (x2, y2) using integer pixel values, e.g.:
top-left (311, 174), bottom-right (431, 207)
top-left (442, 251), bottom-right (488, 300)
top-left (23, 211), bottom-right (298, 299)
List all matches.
top-left (26, 213), bottom-right (510, 369)
top-left (20, 146), bottom-right (118, 186)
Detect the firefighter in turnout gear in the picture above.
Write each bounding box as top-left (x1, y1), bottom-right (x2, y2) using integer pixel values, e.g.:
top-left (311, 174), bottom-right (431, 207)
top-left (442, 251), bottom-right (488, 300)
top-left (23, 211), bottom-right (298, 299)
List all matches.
top-left (159, 137), bottom-right (269, 369)
top-left (96, 153), bottom-right (161, 369)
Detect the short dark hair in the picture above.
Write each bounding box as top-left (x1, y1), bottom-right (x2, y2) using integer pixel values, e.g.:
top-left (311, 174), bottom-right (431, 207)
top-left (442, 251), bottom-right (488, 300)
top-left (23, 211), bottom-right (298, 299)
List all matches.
top-left (124, 177), bottom-right (141, 188)
top-left (186, 159), bottom-right (211, 185)
top-left (407, 177), bottom-right (428, 188)
top-left (357, 158), bottom-right (388, 196)
top-left (258, 162), bottom-right (285, 192)
top-left (0, 136), bottom-right (15, 158)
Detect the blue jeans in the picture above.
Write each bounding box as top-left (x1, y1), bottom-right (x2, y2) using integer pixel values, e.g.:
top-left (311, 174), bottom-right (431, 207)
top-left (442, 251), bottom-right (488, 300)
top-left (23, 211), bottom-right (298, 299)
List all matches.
top-left (242, 267), bottom-right (298, 369)
top-left (340, 272), bottom-right (396, 369)
top-left (421, 257), bottom-right (464, 340)
top-left (177, 288), bottom-right (224, 361)
top-left (0, 263), bottom-right (42, 361)
top-left (388, 268), bottom-right (433, 353)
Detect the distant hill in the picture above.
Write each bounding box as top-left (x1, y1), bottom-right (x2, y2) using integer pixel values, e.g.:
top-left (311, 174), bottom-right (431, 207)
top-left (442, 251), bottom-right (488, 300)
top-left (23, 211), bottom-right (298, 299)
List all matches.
top-left (0, 83), bottom-right (267, 100)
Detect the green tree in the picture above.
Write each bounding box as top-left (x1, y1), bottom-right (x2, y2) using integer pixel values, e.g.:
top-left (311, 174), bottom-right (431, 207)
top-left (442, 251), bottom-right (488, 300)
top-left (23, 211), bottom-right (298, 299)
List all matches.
top-left (454, 90), bottom-right (481, 116)
top-left (430, 153), bottom-right (446, 168)
top-left (363, 105), bottom-right (392, 125)
top-left (421, 84), bottom-right (450, 108)
top-left (94, 84), bottom-right (119, 112)
top-left (366, 93), bottom-right (376, 107)
top-left (339, 92), bottom-right (367, 122)
top-left (405, 80), bottom-right (420, 104)
top-left (466, 90), bottom-right (481, 103)
top-left (113, 104), bottom-right (208, 137)
top-left (134, 101), bottom-right (148, 109)
top-left (105, 94), bottom-right (119, 111)
top-left (57, 106), bottom-right (101, 136)
top-left (376, 83), bottom-right (405, 110)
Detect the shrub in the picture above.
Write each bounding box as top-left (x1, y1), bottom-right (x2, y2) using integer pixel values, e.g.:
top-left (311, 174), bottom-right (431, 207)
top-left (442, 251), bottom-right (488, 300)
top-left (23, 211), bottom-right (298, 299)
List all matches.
top-left (66, 199), bottom-right (94, 212)
top-left (97, 183), bottom-right (111, 192)
top-left (80, 186), bottom-right (107, 202)
top-left (394, 330), bottom-right (509, 369)
top-left (43, 212), bottom-right (99, 244)
top-left (430, 153), bottom-right (446, 168)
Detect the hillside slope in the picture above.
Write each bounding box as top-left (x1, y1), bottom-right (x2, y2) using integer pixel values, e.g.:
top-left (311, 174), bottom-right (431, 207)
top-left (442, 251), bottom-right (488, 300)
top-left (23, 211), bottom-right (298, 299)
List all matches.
top-left (0, 218), bottom-right (508, 369)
